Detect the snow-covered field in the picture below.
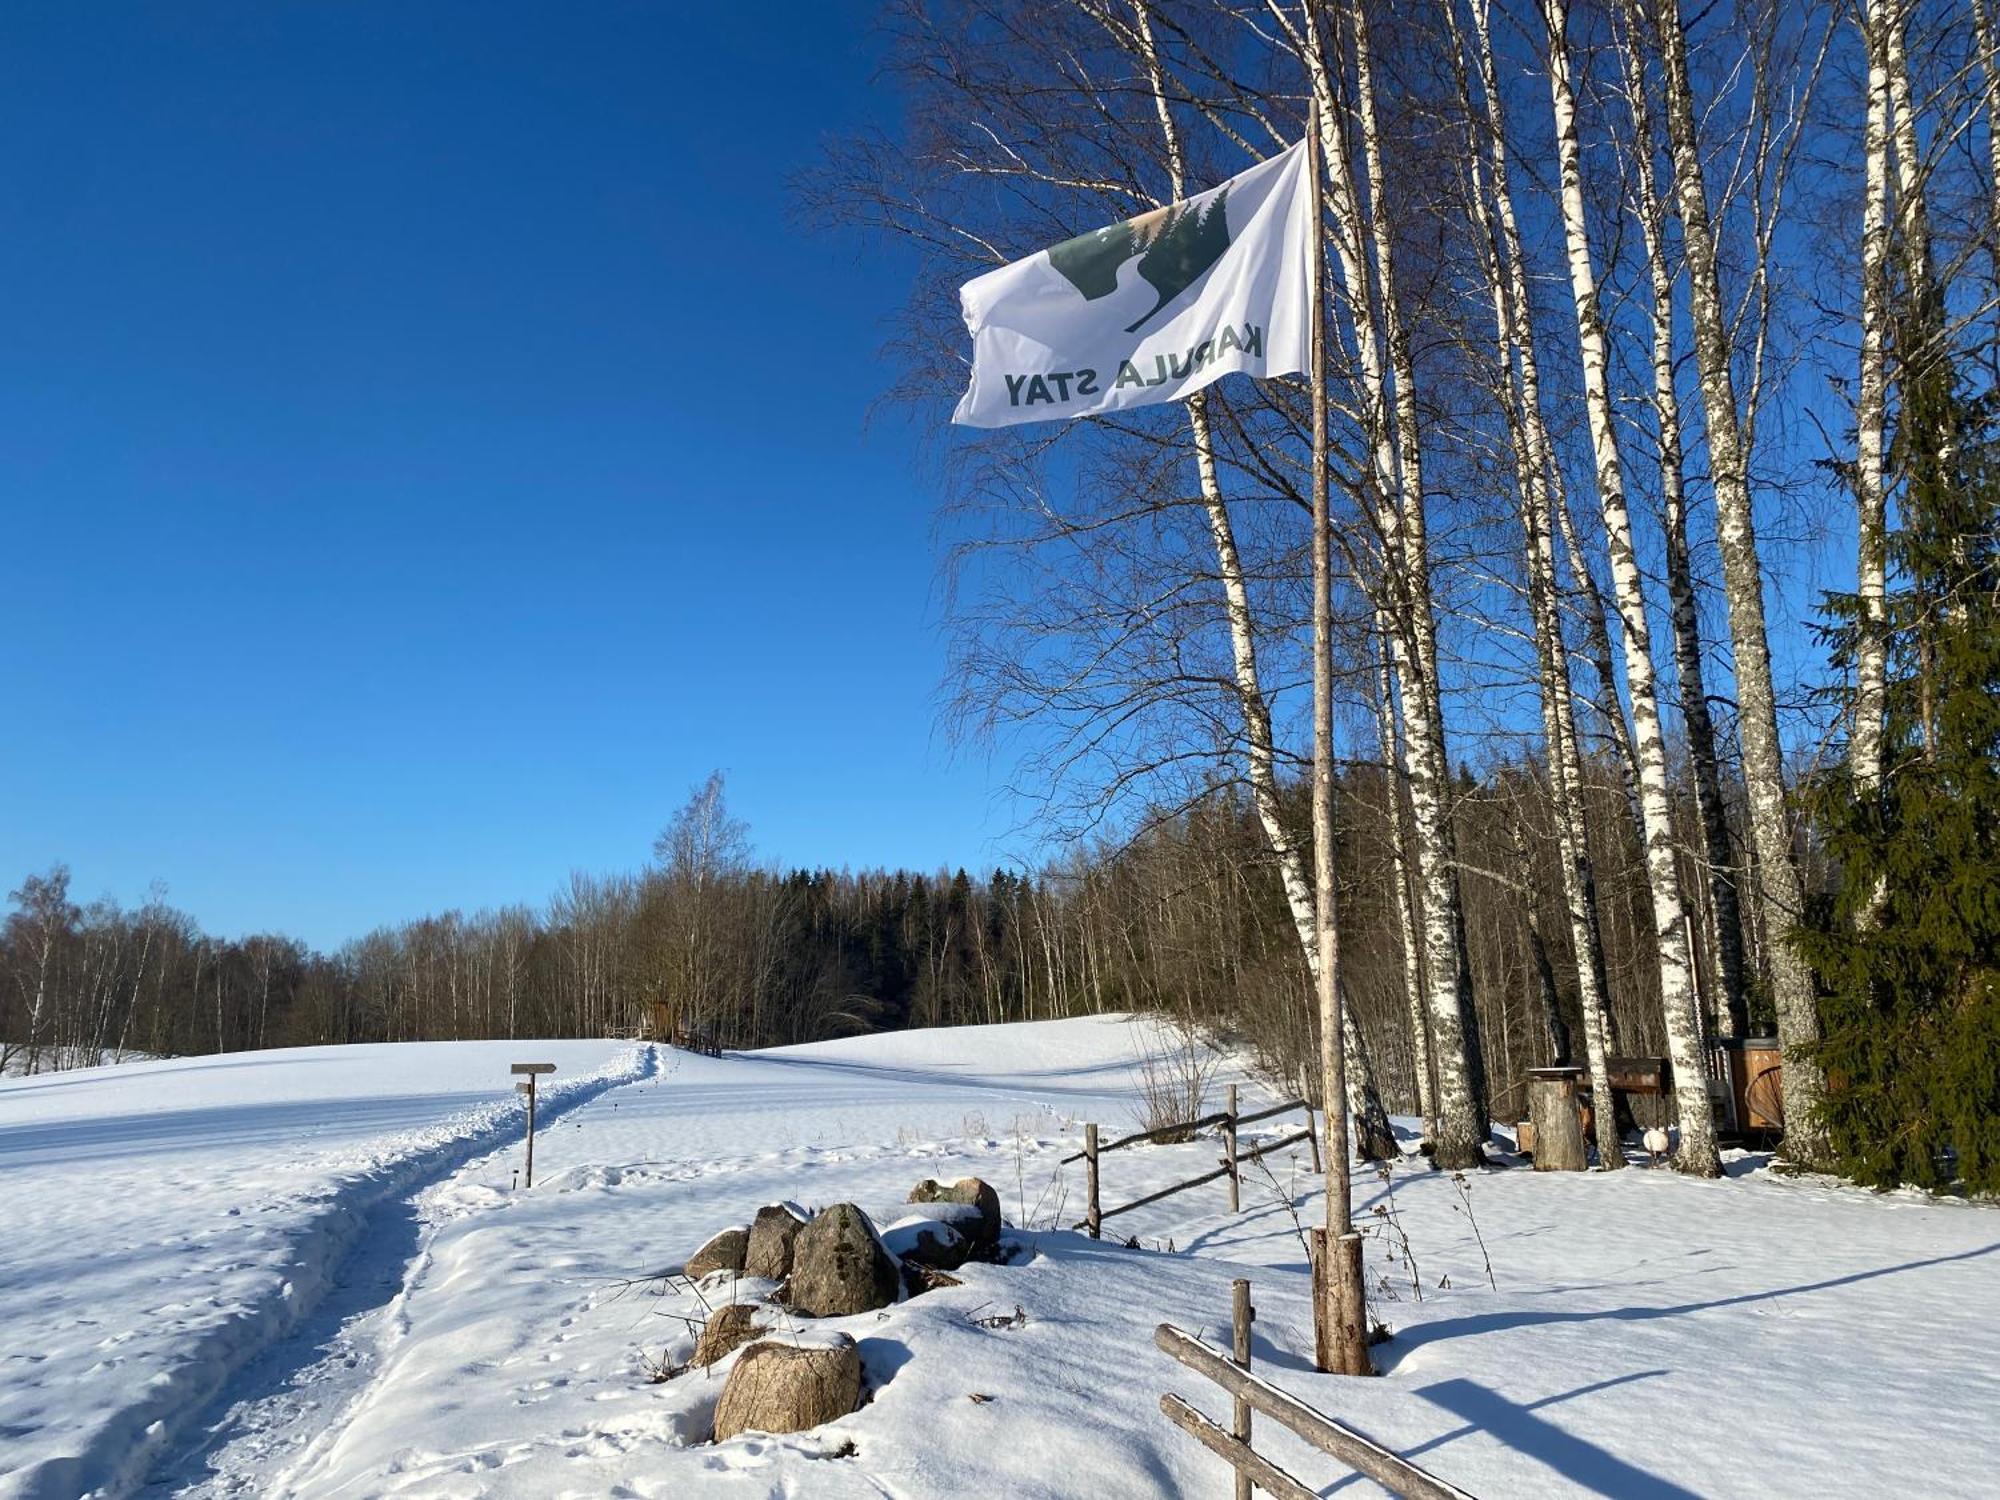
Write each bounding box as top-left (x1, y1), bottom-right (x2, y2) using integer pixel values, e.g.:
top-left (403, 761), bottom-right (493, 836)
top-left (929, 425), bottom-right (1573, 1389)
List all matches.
top-left (2, 1017), bottom-right (1994, 1499)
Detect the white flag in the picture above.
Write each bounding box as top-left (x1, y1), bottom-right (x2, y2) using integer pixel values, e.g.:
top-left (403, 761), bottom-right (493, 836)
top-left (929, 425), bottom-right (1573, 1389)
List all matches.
top-left (951, 142), bottom-right (1313, 429)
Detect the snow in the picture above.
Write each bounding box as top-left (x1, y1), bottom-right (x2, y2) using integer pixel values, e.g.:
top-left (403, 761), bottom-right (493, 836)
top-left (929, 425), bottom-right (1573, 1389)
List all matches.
top-left (3, 1016), bottom-right (1996, 1500)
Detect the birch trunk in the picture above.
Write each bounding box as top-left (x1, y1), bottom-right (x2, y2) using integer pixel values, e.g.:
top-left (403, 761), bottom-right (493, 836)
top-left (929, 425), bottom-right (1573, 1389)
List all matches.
top-left (1288, 0), bottom-right (1486, 1167)
top-left (1132, 0), bottom-right (1394, 1157)
top-left (1652, 0), bottom-right (1832, 1163)
top-left (1375, 611), bottom-right (1435, 1134)
top-left (1453, 0), bottom-right (1625, 1170)
top-left (1618, 24), bottom-right (1749, 1037)
top-left (1853, 0), bottom-right (1893, 804)
top-left (1543, 0), bottom-right (1719, 1174)
top-left (1972, 0), bottom-right (2000, 265)
top-left (1553, 492), bottom-right (1644, 835)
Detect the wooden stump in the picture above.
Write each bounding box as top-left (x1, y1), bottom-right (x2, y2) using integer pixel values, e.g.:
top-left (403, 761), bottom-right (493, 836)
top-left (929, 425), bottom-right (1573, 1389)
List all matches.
top-left (1527, 1067), bottom-right (1588, 1172)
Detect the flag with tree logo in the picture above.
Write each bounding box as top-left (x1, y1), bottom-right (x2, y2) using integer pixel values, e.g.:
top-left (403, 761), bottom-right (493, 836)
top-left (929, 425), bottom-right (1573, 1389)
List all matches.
top-left (951, 142), bottom-right (1313, 428)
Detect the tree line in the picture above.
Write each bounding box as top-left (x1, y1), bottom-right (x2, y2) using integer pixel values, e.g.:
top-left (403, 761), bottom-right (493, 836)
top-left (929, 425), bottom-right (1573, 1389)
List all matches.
top-left (6, 753), bottom-right (1763, 1141)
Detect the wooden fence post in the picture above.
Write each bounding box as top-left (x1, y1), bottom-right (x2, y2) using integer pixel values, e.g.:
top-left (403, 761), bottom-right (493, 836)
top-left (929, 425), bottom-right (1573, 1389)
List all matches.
top-left (1232, 1278), bottom-right (1254, 1500)
top-left (1085, 1122), bottom-right (1101, 1239)
top-left (1225, 1084), bottom-right (1241, 1213)
top-left (1305, 1104), bottom-right (1323, 1174)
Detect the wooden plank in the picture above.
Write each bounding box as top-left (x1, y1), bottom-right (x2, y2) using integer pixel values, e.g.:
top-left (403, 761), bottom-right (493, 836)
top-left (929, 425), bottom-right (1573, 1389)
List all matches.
top-left (1156, 1325), bottom-right (1478, 1500)
top-left (1060, 1110), bottom-right (1232, 1165)
top-left (1159, 1395), bottom-right (1318, 1500)
top-left (510, 1062), bottom-right (556, 1075)
top-left (1093, 1161), bottom-right (1233, 1222)
top-left (1234, 1098), bottom-right (1309, 1128)
top-left (1234, 1128), bottom-right (1313, 1166)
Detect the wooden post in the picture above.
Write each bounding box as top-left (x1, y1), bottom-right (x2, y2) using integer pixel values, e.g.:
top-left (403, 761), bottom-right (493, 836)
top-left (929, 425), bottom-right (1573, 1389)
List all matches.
top-left (1526, 1066), bottom-right (1587, 1171)
top-left (1304, 1104), bottom-right (1323, 1174)
top-left (511, 1062), bottom-right (556, 1189)
top-left (1084, 1122), bottom-right (1101, 1239)
top-left (1303, 88), bottom-right (1371, 1379)
top-left (1231, 1278), bottom-right (1254, 1500)
top-left (1225, 1084), bottom-right (1241, 1213)
top-left (1313, 1229), bottom-right (1370, 1374)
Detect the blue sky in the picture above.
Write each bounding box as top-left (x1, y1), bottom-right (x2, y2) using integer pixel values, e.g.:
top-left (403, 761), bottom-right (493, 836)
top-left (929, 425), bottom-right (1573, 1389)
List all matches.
top-left (0, 1), bottom-right (1017, 947)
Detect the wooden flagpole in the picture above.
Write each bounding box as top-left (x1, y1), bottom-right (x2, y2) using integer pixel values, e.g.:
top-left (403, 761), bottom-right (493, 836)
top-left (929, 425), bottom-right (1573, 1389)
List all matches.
top-left (1304, 89), bottom-right (1372, 1379)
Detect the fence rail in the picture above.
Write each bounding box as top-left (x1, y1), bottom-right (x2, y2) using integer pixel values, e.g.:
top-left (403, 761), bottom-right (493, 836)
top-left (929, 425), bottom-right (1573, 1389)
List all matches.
top-left (1071, 1087), bottom-right (1321, 1238)
top-left (1158, 1286), bottom-right (1478, 1500)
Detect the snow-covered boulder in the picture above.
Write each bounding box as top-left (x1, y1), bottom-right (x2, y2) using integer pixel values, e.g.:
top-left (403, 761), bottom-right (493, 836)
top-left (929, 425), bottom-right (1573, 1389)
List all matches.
top-left (787, 1203), bottom-right (899, 1316)
top-left (685, 1225), bottom-right (749, 1280)
top-left (693, 1302), bottom-right (769, 1369)
top-left (908, 1177), bottom-right (1002, 1254)
top-left (745, 1202), bottom-right (810, 1279)
top-left (712, 1333), bottom-right (862, 1442)
top-left (881, 1211), bottom-right (971, 1271)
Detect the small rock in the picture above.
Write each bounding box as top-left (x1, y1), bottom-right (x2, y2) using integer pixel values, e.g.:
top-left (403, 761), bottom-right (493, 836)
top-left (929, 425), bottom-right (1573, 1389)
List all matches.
top-left (788, 1203), bottom-right (900, 1317)
top-left (685, 1226), bottom-right (749, 1280)
top-left (745, 1203), bottom-right (810, 1280)
top-left (712, 1335), bottom-right (862, 1441)
top-left (908, 1178), bottom-right (1002, 1254)
top-left (693, 1302), bottom-right (767, 1369)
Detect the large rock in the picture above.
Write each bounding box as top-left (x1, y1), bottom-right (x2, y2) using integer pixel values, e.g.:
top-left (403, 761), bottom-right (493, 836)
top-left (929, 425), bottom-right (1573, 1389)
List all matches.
top-left (712, 1335), bottom-right (862, 1442)
top-left (908, 1177), bottom-right (1002, 1254)
top-left (880, 1212), bottom-right (969, 1271)
top-left (745, 1203), bottom-right (810, 1280)
top-left (787, 1203), bottom-right (900, 1317)
top-left (685, 1226), bottom-right (749, 1280)
top-left (693, 1302), bottom-right (768, 1369)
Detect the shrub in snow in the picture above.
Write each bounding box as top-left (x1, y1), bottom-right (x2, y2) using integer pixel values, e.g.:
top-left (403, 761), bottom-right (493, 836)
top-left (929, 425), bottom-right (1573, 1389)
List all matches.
top-left (907, 1177), bottom-right (1002, 1254)
top-left (685, 1225), bottom-right (749, 1280)
top-left (745, 1202), bottom-right (810, 1280)
top-left (712, 1334), bottom-right (862, 1442)
top-left (787, 1203), bottom-right (900, 1316)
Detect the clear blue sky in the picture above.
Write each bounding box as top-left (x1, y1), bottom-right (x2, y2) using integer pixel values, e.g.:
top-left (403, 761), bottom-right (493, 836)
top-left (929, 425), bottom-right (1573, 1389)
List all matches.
top-left (0, 2), bottom-right (1016, 947)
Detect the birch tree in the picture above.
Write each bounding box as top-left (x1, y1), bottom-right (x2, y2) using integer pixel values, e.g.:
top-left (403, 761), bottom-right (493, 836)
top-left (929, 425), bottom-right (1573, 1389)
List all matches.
top-left (1614, 17), bottom-right (1750, 1037)
top-left (1649, 0), bottom-right (1832, 1163)
top-left (1540, 0), bottom-right (1719, 1173)
top-left (1447, 0), bottom-right (1625, 1169)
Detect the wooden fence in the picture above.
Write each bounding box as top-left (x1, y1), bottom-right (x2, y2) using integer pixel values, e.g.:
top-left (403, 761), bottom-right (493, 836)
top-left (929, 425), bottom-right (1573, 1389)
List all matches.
top-left (1158, 1280), bottom-right (1478, 1500)
top-left (1063, 1086), bottom-right (1322, 1238)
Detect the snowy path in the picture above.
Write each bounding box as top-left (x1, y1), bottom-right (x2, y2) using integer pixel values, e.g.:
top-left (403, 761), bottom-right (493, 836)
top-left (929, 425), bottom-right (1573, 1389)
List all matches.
top-left (1, 1040), bottom-right (641, 1500)
top-left (8, 1018), bottom-right (2000, 1499)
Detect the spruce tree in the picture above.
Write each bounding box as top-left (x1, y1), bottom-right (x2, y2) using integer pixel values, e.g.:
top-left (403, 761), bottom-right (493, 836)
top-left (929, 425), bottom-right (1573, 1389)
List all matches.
top-left (1799, 306), bottom-right (2000, 1192)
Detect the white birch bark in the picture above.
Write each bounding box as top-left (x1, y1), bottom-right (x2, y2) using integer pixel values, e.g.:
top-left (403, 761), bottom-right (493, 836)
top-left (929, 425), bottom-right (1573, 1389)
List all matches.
top-left (1853, 0), bottom-right (1894, 801)
top-left (1453, 0), bottom-right (1625, 1169)
top-left (1617, 24), bottom-right (1749, 1037)
top-left (1542, 0), bottom-right (1719, 1174)
top-left (1131, 0), bottom-right (1396, 1154)
top-left (1279, 0), bottom-right (1487, 1167)
top-left (1375, 609), bottom-right (1435, 1134)
top-left (1553, 492), bottom-right (1644, 836)
top-left (1971, 0), bottom-right (2000, 260)
top-left (1652, 0), bottom-right (1832, 1163)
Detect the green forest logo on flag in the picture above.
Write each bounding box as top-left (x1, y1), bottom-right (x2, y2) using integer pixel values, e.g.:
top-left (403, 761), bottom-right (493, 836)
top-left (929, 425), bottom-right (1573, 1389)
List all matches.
top-left (1046, 190), bottom-right (1232, 334)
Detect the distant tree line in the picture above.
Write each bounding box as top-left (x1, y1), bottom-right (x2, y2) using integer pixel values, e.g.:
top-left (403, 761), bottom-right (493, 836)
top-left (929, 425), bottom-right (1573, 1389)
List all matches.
top-left (4, 758), bottom-right (1770, 1140)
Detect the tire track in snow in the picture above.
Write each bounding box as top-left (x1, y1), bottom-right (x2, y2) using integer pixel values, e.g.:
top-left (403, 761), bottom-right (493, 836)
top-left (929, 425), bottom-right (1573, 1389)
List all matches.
top-left (117, 1046), bottom-right (662, 1500)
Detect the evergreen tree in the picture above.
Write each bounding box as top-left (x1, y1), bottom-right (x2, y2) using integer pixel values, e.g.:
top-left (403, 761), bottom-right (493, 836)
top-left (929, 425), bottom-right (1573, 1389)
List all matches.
top-left (1799, 309), bottom-right (2000, 1192)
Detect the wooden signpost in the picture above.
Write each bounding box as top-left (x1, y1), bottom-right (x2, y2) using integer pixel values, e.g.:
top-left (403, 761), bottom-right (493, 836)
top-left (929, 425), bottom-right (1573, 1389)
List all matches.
top-left (511, 1062), bottom-right (555, 1187)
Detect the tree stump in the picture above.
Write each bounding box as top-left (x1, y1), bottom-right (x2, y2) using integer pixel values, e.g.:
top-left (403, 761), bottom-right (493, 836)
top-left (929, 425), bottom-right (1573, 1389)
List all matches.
top-left (1527, 1067), bottom-right (1588, 1171)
